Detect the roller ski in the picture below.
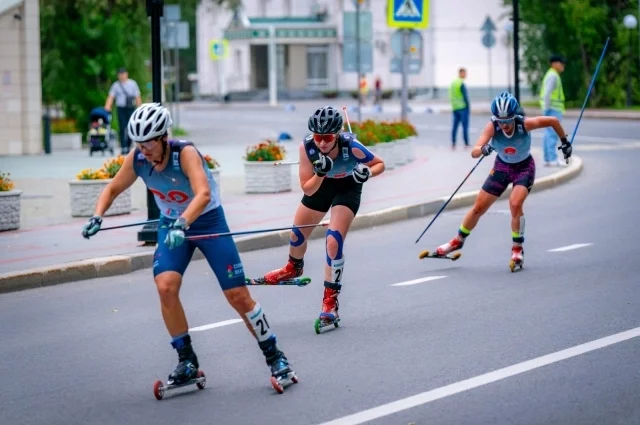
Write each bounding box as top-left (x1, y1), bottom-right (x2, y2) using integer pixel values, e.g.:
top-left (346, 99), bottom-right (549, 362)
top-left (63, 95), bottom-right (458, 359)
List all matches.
top-left (153, 339), bottom-right (205, 400)
top-left (509, 245), bottom-right (524, 272)
top-left (260, 336), bottom-right (298, 394)
top-left (245, 276), bottom-right (311, 287)
top-left (268, 353), bottom-right (298, 394)
top-left (418, 236), bottom-right (463, 261)
top-left (252, 255), bottom-right (310, 287)
top-left (314, 284), bottom-right (341, 334)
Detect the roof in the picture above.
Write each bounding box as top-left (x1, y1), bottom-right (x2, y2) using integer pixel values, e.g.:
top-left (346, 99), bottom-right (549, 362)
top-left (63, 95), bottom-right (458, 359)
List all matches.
top-left (0, 0), bottom-right (23, 17)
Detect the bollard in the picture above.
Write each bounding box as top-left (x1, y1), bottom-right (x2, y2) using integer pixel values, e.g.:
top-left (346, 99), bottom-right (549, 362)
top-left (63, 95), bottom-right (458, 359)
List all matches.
top-left (42, 113), bottom-right (51, 154)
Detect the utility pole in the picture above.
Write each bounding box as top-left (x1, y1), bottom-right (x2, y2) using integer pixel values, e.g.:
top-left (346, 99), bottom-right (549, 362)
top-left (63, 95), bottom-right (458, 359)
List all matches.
top-left (139, 0), bottom-right (163, 245)
top-left (512, 0), bottom-right (520, 102)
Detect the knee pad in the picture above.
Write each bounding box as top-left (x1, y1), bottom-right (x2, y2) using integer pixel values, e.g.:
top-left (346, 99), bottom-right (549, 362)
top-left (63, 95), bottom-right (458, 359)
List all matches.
top-left (326, 229), bottom-right (345, 283)
top-left (289, 226), bottom-right (306, 247)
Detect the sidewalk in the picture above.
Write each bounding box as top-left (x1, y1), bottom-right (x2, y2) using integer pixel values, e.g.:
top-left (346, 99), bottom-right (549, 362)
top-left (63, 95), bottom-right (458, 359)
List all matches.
top-left (0, 143), bottom-right (573, 275)
top-left (184, 99), bottom-right (640, 120)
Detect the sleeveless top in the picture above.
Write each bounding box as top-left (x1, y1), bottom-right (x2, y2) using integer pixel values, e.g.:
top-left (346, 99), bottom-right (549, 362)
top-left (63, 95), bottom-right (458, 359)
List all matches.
top-left (132, 140), bottom-right (221, 219)
top-left (489, 115), bottom-right (532, 164)
top-left (302, 132), bottom-right (375, 179)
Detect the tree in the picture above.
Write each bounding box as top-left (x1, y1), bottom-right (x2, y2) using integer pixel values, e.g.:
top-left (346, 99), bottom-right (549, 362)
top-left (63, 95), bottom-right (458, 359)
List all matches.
top-left (40, 0), bottom-right (151, 133)
top-left (502, 0), bottom-right (638, 107)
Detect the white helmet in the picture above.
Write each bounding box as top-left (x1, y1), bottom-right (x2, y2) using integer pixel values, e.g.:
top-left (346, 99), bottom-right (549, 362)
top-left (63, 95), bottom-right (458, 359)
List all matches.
top-left (127, 103), bottom-right (173, 142)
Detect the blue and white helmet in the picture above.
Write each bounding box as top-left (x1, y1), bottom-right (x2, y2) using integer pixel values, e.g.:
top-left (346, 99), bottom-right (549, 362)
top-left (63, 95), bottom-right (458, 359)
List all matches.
top-left (490, 91), bottom-right (519, 119)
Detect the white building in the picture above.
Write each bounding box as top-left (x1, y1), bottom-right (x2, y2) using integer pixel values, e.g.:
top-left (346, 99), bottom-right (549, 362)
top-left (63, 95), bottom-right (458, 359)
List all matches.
top-left (196, 0), bottom-right (526, 99)
top-left (0, 0), bottom-right (42, 155)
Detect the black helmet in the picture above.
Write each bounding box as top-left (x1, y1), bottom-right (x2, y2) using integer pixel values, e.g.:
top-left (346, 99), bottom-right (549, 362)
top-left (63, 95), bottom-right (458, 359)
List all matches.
top-left (308, 106), bottom-right (343, 134)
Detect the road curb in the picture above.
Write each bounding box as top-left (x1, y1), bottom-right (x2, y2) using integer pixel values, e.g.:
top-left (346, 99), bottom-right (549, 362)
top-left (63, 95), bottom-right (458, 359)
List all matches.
top-left (0, 156), bottom-right (583, 294)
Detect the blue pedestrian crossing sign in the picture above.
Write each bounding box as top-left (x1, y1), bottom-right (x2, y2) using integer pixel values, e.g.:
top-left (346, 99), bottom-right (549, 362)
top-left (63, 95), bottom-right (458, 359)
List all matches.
top-left (209, 39), bottom-right (229, 60)
top-left (387, 0), bottom-right (429, 29)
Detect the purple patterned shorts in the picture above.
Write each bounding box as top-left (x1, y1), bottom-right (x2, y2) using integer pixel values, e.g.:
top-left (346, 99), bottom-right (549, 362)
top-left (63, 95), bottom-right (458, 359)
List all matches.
top-left (482, 155), bottom-right (536, 197)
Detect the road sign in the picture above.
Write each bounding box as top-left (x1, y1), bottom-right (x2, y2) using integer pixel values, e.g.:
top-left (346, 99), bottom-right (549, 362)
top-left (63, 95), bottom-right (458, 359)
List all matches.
top-left (209, 39), bottom-right (229, 60)
top-left (387, 0), bottom-right (429, 29)
top-left (480, 15), bottom-right (496, 48)
top-left (342, 11), bottom-right (373, 73)
top-left (480, 16), bottom-right (496, 32)
top-left (482, 32), bottom-right (496, 48)
top-left (390, 29), bottom-right (423, 74)
top-left (343, 40), bottom-right (373, 73)
top-left (480, 16), bottom-right (496, 97)
top-left (161, 21), bottom-right (190, 49)
top-left (163, 4), bottom-right (180, 22)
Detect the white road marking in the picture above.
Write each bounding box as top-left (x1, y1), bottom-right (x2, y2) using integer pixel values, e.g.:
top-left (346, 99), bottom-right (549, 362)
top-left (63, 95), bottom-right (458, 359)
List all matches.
top-left (316, 326), bottom-right (640, 425)
top-left (548, 243), bottom-right (593, 252)
top-left (391, 276), bottom-right (447, 286)
top-left (189, 319), bottom-right (243, 332)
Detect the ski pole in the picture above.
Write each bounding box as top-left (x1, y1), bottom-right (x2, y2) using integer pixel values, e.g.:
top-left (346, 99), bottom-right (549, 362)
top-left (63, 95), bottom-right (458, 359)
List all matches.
top-left (342, 106), bottom-right (353, 132)
top-left (564, 37), bottom-right (610, 162)
top-left (98, 219), bottom-right (160, 232)
top-left (415, 155), bottom-right (487, 244)
top-left (186, 223), bottom-right (328, 241)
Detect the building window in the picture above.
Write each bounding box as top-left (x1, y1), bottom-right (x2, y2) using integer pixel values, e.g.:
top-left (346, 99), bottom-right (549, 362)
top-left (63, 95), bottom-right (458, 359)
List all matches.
top-left (306, 45), bottom-right (329, 90)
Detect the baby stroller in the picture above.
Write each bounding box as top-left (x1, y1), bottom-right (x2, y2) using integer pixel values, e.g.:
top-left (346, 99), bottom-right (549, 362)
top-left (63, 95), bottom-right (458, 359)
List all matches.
top-left (87, 107), bottom-right (116, 156)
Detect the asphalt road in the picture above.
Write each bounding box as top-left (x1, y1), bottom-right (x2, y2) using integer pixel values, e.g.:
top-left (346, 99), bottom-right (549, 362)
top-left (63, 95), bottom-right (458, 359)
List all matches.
top-left (1, 148), bottom-right (639, 424)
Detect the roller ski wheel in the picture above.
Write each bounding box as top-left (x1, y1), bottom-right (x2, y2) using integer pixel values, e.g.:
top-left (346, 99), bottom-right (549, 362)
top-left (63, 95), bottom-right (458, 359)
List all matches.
top-left (270, 372), bottom-right (299, 394)
top-left (509, 259), bottom-right (524, 273)
top-left (418, 250), bottom-right (462, 261)
top-left (245, 276), bottom-right (311, 287)
top-left (152, 369), bottom-right (206, 400)
top-left (314, 317), bottom-right (340, 334)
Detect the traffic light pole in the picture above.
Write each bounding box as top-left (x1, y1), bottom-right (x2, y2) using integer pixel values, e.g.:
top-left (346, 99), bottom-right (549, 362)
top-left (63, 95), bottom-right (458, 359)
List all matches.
top-left (138, 0), bottom-right (163, 245)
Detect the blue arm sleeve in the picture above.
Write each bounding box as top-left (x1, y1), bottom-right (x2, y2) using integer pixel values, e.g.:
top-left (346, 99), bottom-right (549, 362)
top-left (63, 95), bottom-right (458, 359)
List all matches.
top-left (351, 140), bottom-right (375, 163)
top-left (461, 83), bottom-right (469, 108)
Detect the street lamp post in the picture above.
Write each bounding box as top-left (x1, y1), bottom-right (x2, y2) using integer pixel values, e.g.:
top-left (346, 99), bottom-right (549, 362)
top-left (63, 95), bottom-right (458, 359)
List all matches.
top-left (623, 14), bottom-right (638, 107)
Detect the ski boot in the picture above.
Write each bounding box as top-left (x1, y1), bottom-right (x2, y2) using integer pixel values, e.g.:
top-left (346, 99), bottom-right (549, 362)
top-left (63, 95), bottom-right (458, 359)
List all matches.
top-left (314, 283), bottom-right (341, 334)
top-left (247, 255), bottom-right (310, 286)
top-left (153, 335), bottom-right (206, 400)
top-left (509, 244), bottom-right (524, 272)
top-left (260, 336), bottom-right (298, 393)
top-left (419, 235), bottom-right (464, 261)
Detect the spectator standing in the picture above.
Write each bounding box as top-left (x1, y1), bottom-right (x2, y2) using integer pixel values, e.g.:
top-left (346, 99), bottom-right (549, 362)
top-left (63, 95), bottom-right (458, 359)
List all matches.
top-left (449, 67), bottom-right (470, 149)
top-left (105, 67), bottom-right (142, 154)
top-left (538, 55), bottom-right (567, 166)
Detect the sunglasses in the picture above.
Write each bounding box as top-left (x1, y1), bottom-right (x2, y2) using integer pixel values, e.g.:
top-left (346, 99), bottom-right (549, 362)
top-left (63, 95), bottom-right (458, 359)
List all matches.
top-left (136, 139), bottom-right (159, 150)
top-left (312, 134), bottom-right (337, 143)
top-left (494, 117), bottom-right (515, 124)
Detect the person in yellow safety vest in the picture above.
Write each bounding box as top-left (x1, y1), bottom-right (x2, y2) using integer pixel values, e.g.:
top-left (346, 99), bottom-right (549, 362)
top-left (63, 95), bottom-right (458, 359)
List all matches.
top-left (359, 75), bottom-right (369, 105)
top-left (449, 68), bottom-right (470, 149)
top-left (539, 54), bottom-right (567, 167)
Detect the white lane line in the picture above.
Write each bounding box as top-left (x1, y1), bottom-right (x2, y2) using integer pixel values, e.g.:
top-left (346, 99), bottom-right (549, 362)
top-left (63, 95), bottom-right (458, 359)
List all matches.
top-left (391, 276), bottom-right (447, 286)
top-left (189, 319), bottom-right (243, 332)
top-left (548, 243), bottom-right (593, 252)
top-left (316, 326), bottom-right (640, 425)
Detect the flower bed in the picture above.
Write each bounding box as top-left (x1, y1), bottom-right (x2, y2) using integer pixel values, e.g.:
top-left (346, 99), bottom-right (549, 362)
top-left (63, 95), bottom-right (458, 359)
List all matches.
top-left (243, 139), bottom-right (291, 193)
top-left (0, 171), bottom-right (22, 231)
top-left (70, 156), bottom-right (132, 217)
top-left (349, 120), bottom-right (418, 168)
